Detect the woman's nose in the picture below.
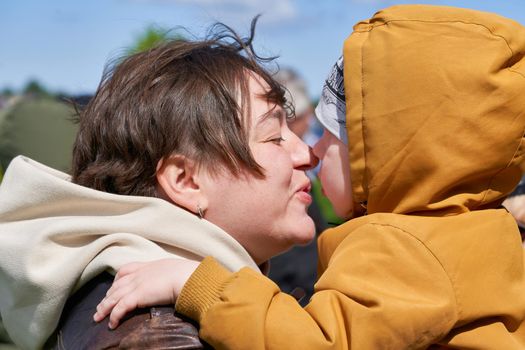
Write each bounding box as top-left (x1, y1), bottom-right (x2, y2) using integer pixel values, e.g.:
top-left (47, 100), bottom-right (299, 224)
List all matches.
top-left (290, 134), bottom-right (319, 170)
top-left (306, 147), bottom-right (320, 169)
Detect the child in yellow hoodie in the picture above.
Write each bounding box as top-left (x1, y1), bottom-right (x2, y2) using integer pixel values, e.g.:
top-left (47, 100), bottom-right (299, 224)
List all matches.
top-left (95, 5), bottom-right (525, 348)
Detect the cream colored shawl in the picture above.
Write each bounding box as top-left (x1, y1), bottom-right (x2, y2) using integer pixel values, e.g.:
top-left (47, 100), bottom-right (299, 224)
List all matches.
top-left (0, 156), bottom-right (258, 349)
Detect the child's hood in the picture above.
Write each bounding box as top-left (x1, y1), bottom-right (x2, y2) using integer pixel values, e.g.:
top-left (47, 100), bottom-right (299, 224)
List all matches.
top-left (343, 5), bottom-right (525, 216)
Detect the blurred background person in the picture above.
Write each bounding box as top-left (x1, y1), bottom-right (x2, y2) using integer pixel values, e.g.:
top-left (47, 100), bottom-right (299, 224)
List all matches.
top-left (276, 69), bottom-right (315, 143)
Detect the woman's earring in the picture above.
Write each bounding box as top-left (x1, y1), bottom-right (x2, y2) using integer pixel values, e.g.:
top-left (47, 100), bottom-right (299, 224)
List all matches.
top-left (197, 205), bottom-right (204, 219)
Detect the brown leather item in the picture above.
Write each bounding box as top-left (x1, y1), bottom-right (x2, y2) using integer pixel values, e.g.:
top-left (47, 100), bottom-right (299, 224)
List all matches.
top-left (48, 272), bottom-right (209, 350)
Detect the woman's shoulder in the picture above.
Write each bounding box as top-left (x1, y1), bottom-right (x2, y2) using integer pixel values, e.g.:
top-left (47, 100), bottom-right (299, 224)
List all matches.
top-left (48, 271), bottom-right (209, 349)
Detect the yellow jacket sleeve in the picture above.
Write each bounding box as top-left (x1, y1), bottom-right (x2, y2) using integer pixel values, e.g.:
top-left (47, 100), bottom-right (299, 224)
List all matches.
top-left (176, 224), bottom-right (458, 349)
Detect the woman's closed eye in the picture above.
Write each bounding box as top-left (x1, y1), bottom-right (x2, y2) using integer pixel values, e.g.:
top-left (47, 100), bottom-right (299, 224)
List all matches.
top-left (266, 136), bottom-right (286, 145)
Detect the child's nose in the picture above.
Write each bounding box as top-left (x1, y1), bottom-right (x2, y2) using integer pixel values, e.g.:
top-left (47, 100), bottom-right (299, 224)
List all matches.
top-left (312, 140), bottom-right (323, 159)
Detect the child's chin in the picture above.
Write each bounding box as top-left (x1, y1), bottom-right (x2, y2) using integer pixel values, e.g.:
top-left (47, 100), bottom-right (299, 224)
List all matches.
top-left (333, 201), bottom-right (354, 220)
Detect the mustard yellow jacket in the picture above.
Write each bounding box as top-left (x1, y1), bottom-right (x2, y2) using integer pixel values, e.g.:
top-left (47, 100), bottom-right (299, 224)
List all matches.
top-left (176, 5), bottom-right (525, 349)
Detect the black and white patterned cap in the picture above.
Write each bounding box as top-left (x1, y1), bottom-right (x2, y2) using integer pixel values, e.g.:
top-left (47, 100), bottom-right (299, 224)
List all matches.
top-left (314, 56), bottom-right (348, 144)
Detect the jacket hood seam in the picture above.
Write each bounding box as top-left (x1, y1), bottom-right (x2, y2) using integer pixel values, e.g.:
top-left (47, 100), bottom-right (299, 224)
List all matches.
top-left (356, 19), bottom-right (516, 60)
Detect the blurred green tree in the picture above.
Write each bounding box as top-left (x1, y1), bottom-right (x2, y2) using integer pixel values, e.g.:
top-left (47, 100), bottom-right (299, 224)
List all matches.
top-left (126, 25), bottom-right (184, 55)
top-left (23, 79), bottom-right (50, 98)
top-left (1, 88), bottom-right (14, 98)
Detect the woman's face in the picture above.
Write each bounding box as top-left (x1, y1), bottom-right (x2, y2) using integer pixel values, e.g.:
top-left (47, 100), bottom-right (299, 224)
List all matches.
top-left (312, 128), bottom-right (354, 219)
top-left (199, 73), bottom-right (317, 264)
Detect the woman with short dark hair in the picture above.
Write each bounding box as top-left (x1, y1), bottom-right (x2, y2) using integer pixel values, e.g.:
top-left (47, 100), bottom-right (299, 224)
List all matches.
top-left (0, 18), bottom-right (317, 349)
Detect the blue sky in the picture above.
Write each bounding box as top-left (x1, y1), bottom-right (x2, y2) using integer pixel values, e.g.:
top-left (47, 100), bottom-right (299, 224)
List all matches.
top-left (2, 0), bottom-right (525, 97)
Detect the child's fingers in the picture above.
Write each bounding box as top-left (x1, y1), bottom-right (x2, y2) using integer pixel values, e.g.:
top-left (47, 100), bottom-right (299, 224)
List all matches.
top-left (93, 258), bottom-right (194, 327)
top-left (106, 273), bottom-right (135, 297)
top-left (108, 295), bottom-right (140, 329)
top-left (93, 295), bottom-right (118, 322)
top-left (114, 262), bottom-right (145, 281)
top-left (94, 284), bottom-right (135, 323)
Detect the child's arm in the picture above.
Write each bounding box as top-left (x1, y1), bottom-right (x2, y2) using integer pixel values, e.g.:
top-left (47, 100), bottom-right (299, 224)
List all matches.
top-left (95, 224), bottom-right (457, 349)
top-left (93, 259), bottom-right (199, 329)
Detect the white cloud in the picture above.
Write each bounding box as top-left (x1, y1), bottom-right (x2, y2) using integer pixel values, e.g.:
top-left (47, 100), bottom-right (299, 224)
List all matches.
top-left (349, 0), bottom-right (395, 4)
top-left (132, 0), bottom-right (298, 22)
top-left (167, 0), bottom-right (259, 4)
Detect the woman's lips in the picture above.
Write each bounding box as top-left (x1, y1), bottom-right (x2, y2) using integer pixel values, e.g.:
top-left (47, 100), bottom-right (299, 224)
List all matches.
top-left (296, 190), bottom-right (312, 205)
top-left (294, 178), bottom-right (312, 205)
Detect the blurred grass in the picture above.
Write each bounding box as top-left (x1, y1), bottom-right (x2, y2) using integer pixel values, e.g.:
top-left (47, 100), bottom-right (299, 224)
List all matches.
top-left (311, 177), bottom-right (345, 227)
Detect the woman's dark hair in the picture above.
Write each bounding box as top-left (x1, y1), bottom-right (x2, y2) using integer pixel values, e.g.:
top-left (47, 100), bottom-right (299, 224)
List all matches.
top-left (72, 17), bottom-right (290, 197)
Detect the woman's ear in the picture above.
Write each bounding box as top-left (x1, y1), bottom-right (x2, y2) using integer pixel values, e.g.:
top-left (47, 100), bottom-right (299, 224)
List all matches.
top-left (156, 155), bottom-right (208, 216)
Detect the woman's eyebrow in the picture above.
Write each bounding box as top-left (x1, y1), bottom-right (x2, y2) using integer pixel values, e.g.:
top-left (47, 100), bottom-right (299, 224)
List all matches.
top-left (257, 108), bottom-right (284, 125)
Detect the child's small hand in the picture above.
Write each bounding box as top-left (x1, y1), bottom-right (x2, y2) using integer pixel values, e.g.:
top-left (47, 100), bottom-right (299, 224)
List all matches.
top-left (93, 258), bottom-right (199, 329)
